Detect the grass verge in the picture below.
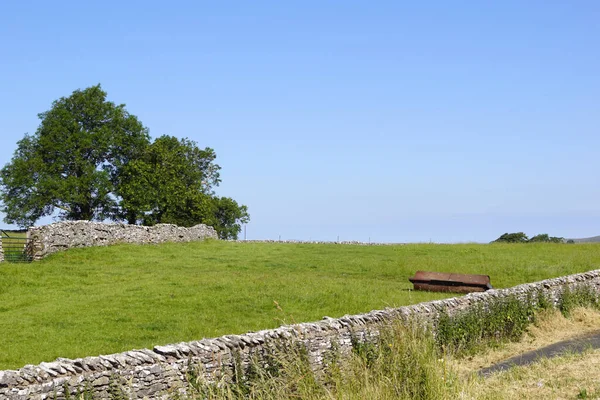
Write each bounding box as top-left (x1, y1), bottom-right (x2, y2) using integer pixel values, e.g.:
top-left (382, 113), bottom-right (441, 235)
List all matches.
top-left (459, 307), bottom-right (600, 399)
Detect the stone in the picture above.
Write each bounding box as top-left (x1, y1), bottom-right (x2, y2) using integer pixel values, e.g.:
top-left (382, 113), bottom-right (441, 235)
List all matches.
top-left (153, 345), bottom-right (181, 358)
top-left (92, 376), bottom-right (110, 387)
top-left (0, 371), bottom-right (20, 387)
top-left (26, 221), bottom-right (218, 260)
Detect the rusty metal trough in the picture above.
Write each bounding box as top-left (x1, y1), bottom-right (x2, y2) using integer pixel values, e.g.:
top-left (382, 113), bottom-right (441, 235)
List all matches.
top-left (408, 270), bottom-right (493, 293)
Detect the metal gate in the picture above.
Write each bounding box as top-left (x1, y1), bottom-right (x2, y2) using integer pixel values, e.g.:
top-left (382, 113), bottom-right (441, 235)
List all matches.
top-left (1, 230), bottom-right (33, 262)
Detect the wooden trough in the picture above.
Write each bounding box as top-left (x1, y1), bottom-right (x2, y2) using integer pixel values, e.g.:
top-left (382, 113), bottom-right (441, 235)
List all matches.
top-left (408, 270), bottom-right (493, 293)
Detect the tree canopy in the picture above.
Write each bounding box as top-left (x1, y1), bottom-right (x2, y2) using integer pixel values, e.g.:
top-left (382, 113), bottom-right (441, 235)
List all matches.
top-left (117, 135), bottom-right (221, 226)
top-left (492, 232), bottom-right (565, 244)
top-left (0, 85), bottom-right (249, 238)
top-left (493, 232), bottom-right (529, 243)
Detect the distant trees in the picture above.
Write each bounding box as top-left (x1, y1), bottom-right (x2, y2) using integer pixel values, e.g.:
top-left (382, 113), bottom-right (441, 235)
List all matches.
top-left (493, 232), bottom-right (529, 243)
top-left (528, 234), bottom-right (564, 243)
top-left (0, 85), bottom-right (249, 239)
top-left (492, 232), bottom-right (565, 243)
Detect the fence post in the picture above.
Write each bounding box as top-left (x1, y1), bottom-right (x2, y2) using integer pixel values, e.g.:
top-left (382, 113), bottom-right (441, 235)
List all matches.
top-left (0, 236), bottom-right (4, 263)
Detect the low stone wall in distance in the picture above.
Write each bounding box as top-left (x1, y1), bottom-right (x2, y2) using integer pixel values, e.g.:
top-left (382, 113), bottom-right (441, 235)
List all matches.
top-left (27, 221), bottom-right (218, 260)
top-left (1, 269), bottom-right (600, 399)
top-left (234, 239), bottom-right (404, 245)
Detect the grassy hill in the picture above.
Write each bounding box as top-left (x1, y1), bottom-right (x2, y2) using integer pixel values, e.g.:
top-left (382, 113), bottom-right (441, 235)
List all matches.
top-left (1, 240), bottom-right (600, 370)
top-left (570, 235), bottom-right (600, 243)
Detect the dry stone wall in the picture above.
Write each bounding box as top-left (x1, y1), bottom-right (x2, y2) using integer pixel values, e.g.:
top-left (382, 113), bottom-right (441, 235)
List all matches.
top-left (234, 239), bottom-right (404, 245)
top-left (2, 269), bottom-right (600, 399)
top-left (26, 221), bottom-right (218, 260)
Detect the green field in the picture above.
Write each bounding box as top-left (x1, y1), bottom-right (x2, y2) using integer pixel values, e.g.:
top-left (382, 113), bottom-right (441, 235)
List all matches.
top-left (1, 240), bottom-right (600, 370)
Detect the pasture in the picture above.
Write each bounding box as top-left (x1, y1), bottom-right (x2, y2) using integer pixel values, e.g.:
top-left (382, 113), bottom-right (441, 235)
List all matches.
top-left (1, 240), bottom-right (600, 370)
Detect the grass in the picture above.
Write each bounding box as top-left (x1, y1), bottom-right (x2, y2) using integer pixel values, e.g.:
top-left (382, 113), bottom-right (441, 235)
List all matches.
top-left (1, 240), bottom-right (600, 370)
top-left (1, 230), bottom-right (28, 243)
top-left (458, 308), bottom-right (600, 399)
top-left (180, 322), bottom-right (461, 400)
top-left (478, 352), bottom-right (600, 400)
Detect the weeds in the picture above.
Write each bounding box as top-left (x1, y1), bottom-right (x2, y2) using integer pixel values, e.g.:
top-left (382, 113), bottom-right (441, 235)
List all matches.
top-left (559, 285), bottom-right (600, 317)
top-left (184, 341), bottom-right (324, 400)
top-left (56, 381), bottom-right (94, 400)
top-left (182, 323), bottom-right (459, 400)
top-left (576, 386), bottom-right (600, 399)
top-left (436, 292), bottom-right (540, 355)
top-left (344, 323), bottom-right (459, 400)
top-left (108, 374), bottom-right (129, 400)
top-left (435, 286), bottom-right (599, 356)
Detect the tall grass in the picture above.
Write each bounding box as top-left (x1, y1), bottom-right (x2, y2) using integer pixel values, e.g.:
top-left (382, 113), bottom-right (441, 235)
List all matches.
top-left (559, 284), bottom-right (600, 317)
top-left (436, 293), bottom-right (539, 355)
top-left (180, 323), bottom-right (459, 400)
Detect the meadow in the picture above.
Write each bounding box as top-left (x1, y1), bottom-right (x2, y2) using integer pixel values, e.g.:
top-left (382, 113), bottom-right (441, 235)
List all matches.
top-left (1, 240), bottom-right (600, 370)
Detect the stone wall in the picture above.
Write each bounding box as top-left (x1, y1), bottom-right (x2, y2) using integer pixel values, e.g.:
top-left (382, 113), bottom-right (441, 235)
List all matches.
top-left (234, 239), bottom-right (404, 245)
top-left (1, 269), bottom-right (600, 399)
top-left (26, 221), bottom-right (218, 260)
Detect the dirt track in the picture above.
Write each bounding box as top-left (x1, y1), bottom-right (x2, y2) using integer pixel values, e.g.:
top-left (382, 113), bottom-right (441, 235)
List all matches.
top-left (479, 330), bottom-right (600, 376)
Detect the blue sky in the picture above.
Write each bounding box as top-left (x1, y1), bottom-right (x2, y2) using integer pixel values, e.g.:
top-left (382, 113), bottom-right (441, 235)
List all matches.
top-left (1, 1), bottom-right (599, 242)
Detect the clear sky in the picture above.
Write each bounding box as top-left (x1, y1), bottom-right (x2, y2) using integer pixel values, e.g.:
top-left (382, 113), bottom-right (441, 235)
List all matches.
top-left (1, 1), bottom-right (599, 242)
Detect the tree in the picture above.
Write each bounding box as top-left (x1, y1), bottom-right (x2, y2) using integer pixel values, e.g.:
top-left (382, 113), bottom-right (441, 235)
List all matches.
top-left (0, 85), bottom-right (149, 227)
top-left (492, 232), bottom-right (529, 243)
top-left (117, 135), bottom-right (249, 238)
top-left (210, 196), bottom-right (250, 240)
top-left (117, 135), bottom-right (221, 225)
top-left (1, 85), bottom-right (249, 236)
top-left (528, 233), bottom-right (550, 243)
top-left (493, 232), bottom-right (565, 244)
top-left (529, 233), bottom-right (564, 243)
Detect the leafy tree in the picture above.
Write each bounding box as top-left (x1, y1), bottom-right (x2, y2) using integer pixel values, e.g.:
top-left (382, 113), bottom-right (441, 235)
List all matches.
top-left (529, 233), bottom-right (564, 243)
top-left (528, 233), bottom-right (550, 243)
top-left (493, 232), bottom-right (529, 243)
top-left (493, 232), bottom-right (566, 244)
top-left (0, 85), bottom-right (149, 227)
top-left (210, 196), bottom-right (250, 240)
top-left (117, 135), bottom-right (221, 225)
top-left (1, 85), bottom-right (249, 235)
top-left (118, 135), bottom-right (249, 238)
